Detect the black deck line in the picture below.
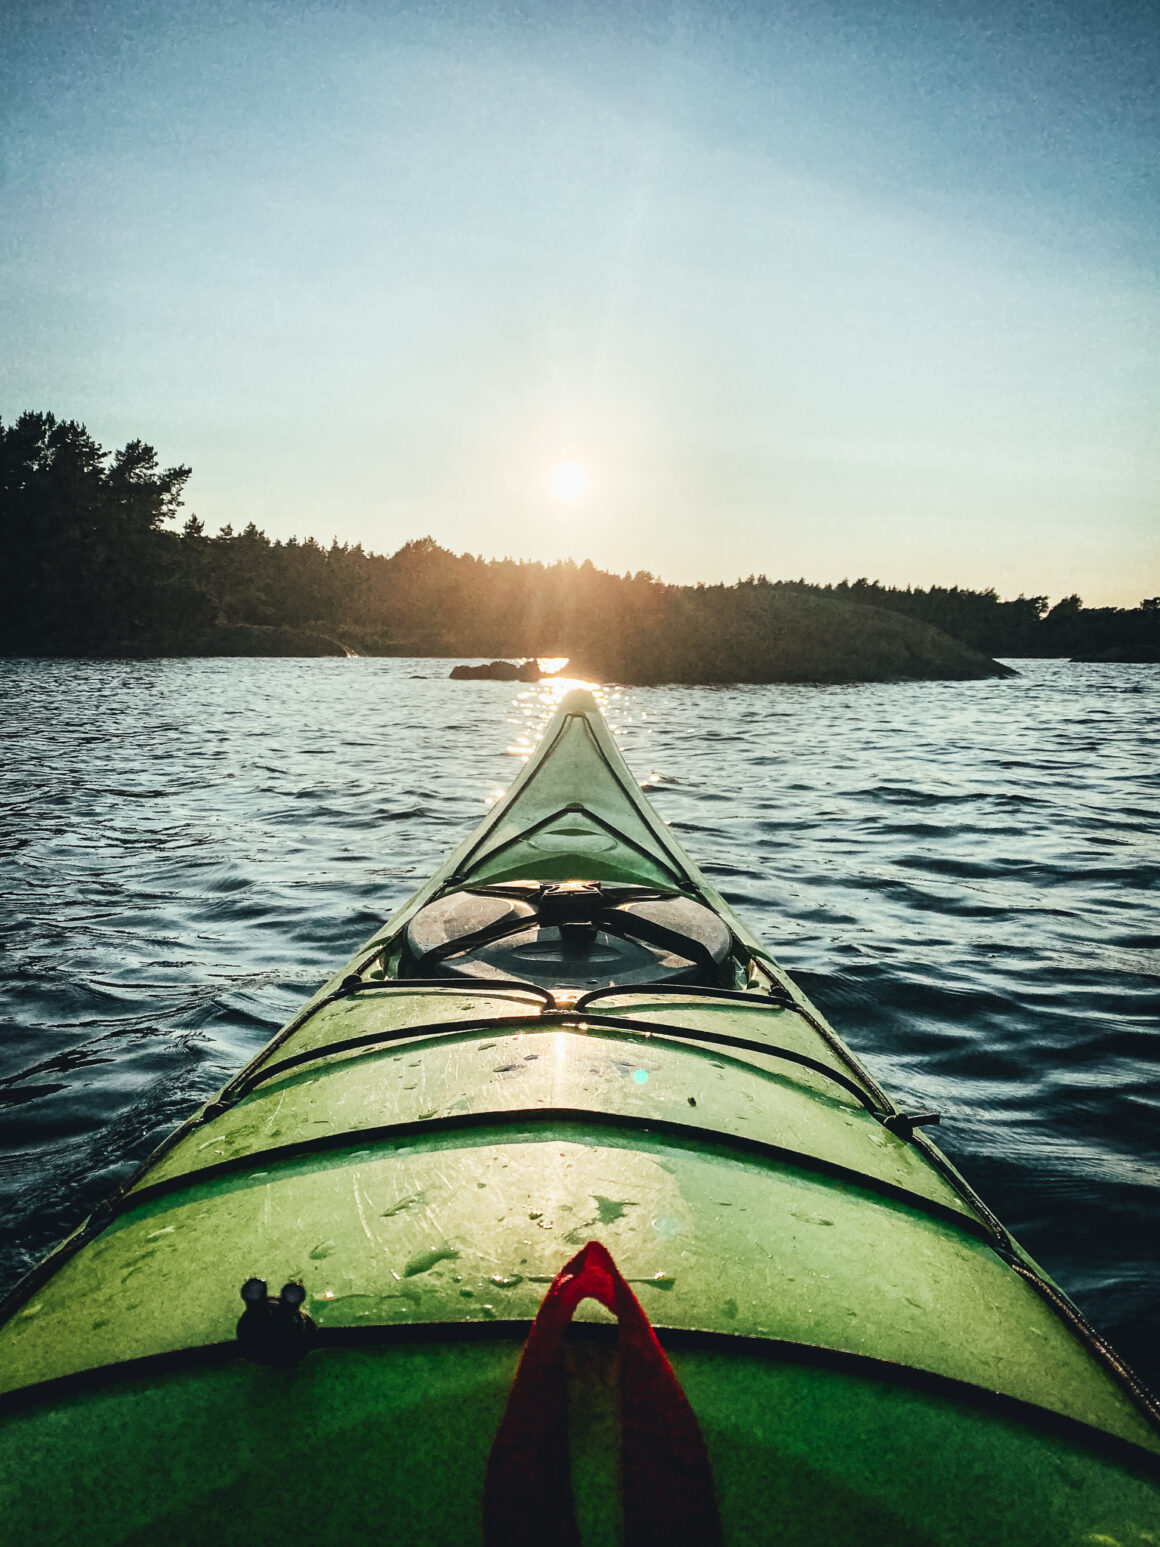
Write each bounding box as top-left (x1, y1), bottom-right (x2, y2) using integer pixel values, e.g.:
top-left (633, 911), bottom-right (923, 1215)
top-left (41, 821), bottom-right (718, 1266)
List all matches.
top-left (1008, 1261), bottom-right (1160, 1429)
top-left (447, 711), bottom-right (693, 891)
top-left (229, 1008), bottom-right (886, 1115)
top-left (452, 800), bottom-right (688, 889)
top-left (444, 709), bottom-right (575, 878)
top-left (575, 983), bottom-right (795, 1010)
top-left (367, 977), bottom-right (557, 1004)
top-left (907, 1125), bottom-right (1017, 1262)
top-left (748, 956), bottom-right (897, 1111)
top-left (1, 1322), bottom-right (1157, 1481)
top-left (582, 1011), bottom-right (886, 1110)
top-left (220, 978), bottom-right (553, 1101)
top-left (115, 1105), bottom-right (994, 1245)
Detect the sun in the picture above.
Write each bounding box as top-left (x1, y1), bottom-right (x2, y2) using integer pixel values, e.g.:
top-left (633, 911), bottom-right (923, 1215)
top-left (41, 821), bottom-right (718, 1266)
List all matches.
top-left (550, 461), bottom-right (588, 502)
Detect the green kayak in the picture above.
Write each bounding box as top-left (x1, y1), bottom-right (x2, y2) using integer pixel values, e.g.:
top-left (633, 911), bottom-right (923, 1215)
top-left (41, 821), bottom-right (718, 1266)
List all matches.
top-left (1, 688), bottom-right (1157, 1544)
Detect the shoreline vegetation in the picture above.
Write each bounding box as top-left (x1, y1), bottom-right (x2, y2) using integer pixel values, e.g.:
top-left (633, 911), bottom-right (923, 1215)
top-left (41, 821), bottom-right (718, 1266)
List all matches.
top-left (3, 412), bottom-right (1158, 682)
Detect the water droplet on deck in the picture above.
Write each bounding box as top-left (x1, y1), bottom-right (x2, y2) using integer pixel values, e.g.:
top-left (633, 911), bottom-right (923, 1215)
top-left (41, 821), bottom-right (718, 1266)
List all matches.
top-left (403, 1243), bottom-right (460, 1277)
top-left (381, 1191), bottom-right (426, 1218)
top-left (593, 1196), bottom-right (634, 1225)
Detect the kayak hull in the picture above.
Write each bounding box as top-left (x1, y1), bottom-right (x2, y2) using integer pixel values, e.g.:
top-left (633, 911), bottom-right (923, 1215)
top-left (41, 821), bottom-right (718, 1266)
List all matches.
top-left (1, 689), bottom-right (1157, 1543)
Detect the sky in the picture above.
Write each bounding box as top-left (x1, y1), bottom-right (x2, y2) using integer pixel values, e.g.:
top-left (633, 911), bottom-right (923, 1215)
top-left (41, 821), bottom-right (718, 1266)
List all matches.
top-left (2, 0), bottom-right (1157, 605)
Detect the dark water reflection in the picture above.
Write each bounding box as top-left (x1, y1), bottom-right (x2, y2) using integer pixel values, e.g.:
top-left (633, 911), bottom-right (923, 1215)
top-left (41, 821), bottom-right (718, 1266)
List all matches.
top-left (1, 658), bottom-right (1157, 1381)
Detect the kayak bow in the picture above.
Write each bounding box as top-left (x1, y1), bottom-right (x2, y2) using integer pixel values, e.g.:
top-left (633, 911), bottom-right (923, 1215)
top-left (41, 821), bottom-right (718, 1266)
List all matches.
top-left (1, 688), bottom-right (1157, 1545)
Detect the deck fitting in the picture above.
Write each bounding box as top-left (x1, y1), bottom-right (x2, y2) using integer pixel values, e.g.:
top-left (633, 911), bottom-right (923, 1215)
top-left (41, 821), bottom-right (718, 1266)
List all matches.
top-left (236, 1278), bottom-right (317, 1366)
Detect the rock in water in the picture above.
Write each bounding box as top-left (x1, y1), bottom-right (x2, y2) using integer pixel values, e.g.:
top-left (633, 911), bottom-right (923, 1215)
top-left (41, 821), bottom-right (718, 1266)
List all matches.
top-left (449, 660), bottom-right (542, 681)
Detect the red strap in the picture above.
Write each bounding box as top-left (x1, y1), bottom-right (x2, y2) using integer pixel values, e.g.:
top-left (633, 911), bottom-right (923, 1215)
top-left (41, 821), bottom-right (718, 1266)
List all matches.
top-left (484, 1241), bottom-right (722, 1547)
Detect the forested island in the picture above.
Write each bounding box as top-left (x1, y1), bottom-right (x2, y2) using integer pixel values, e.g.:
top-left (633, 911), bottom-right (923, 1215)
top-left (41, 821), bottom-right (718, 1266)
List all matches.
top-left (3, 411), bottom-right (1157, 680)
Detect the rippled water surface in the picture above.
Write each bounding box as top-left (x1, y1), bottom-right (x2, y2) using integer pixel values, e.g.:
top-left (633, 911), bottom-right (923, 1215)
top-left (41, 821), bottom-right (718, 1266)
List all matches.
top-left (1, 658), bottom-right (1157, 1379)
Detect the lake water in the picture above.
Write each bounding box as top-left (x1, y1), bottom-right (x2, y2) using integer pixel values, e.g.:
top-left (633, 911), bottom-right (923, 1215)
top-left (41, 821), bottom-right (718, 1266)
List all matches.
top-left (1, 657), bottom-right (1157, 1383)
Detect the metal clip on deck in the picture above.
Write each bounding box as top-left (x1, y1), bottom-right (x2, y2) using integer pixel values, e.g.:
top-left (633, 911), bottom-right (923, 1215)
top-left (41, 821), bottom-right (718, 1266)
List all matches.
top-left (237, 1278), bottom-right (317, 1366)
top-left (882, 1111), bottom-right (941, 1141)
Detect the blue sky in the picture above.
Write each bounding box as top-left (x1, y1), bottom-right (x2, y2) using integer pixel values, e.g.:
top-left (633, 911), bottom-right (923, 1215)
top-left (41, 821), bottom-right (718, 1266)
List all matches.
top-left (2, 0), bottom-right (1157, 603)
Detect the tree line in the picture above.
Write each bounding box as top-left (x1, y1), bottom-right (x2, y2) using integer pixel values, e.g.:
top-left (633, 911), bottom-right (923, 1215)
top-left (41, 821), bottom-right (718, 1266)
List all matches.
top-left (2, 411), bottom-right (1156, 665)
top-left (773, 577), bottom-right (1159, 661)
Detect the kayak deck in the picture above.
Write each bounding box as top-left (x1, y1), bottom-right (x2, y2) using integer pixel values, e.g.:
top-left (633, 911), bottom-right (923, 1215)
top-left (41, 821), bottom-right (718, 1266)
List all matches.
top-left (1, 689), bottom-right (1157, 1544)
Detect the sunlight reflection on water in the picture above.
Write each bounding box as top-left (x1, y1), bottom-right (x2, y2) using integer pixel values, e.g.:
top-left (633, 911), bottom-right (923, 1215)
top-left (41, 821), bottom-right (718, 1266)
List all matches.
top-left (507, 674), bottom-right (610, 767)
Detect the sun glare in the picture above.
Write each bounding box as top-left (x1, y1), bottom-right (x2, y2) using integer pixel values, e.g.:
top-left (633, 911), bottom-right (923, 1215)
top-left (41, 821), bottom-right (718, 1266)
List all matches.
top-left (550, 461), bottom-right (588, 501)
